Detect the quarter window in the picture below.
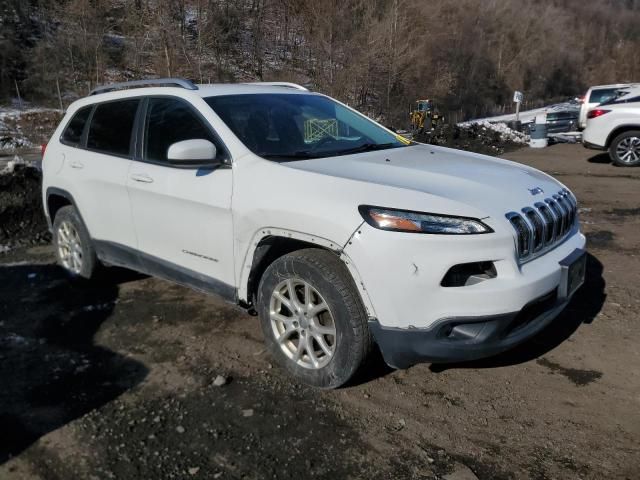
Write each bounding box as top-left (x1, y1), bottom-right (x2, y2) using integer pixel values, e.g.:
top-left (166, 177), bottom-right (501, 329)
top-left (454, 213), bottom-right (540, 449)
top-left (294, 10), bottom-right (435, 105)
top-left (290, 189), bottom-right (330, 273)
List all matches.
top-left (144, 97), bottom-right (218, 163)
top-left (87, 99), bottom-right (139, 156)
top-left (61, 106), bottom-right (92, 146)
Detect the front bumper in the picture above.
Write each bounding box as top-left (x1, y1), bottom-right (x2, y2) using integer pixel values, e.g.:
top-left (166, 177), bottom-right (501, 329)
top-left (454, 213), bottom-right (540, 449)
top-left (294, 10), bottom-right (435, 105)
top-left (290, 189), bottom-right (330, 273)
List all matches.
top-left (370, 288), bottom-right (567, 368)
top-left (344, 222), bottom-right (586, 329)
top-left (343, 221), bottom-right (587, 366)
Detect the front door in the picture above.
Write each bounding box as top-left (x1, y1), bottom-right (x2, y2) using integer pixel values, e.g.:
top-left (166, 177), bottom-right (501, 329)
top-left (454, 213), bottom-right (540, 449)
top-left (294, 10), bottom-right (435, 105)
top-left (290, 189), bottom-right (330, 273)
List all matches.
top-left (126, 96), bottom-right (235, 294)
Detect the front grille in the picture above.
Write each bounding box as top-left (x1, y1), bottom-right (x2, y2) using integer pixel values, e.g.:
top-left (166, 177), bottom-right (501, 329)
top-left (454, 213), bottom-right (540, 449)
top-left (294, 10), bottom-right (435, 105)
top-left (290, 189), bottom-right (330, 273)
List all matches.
top-left (506, 189), bottom-right (578, 261)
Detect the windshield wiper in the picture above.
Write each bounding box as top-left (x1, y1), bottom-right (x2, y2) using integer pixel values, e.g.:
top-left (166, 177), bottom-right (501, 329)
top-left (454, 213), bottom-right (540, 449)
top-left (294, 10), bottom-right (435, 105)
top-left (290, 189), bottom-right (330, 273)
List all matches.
top-left (331, 142), bottom-right (404, 156)
top-left (260, 142), bottom-right (409, 161)
top-left (259, 151), bottom-right (320, 161)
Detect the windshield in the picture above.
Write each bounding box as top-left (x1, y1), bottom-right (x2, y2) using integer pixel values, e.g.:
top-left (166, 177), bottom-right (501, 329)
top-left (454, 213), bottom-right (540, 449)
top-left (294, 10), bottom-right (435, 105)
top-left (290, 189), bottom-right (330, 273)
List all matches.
top-left (205, 93), bottom-right (410, 160)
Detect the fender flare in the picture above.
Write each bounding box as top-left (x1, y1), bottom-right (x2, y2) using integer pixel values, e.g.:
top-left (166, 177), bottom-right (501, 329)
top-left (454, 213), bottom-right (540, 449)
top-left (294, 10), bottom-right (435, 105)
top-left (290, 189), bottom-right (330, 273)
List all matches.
top-left (606, 124), bottom-right (640, 148)
top-left (45, 187), bottom-right (89, 233)
top-left (238, 227), bottom-right (377, 318)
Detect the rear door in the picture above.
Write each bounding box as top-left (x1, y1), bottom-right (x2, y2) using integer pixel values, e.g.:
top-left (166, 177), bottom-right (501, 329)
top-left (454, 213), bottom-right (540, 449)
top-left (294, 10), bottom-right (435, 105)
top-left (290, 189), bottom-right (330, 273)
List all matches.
top-left (126, 96), bottom-right (235, 294)
top-left (62, 98), bottom-right (140, 252)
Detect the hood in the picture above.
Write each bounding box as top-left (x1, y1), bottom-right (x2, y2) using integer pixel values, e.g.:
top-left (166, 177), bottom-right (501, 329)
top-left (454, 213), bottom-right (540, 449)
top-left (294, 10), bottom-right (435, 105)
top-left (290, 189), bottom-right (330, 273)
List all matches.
top-left (284, 144), bottom-right (565, 219)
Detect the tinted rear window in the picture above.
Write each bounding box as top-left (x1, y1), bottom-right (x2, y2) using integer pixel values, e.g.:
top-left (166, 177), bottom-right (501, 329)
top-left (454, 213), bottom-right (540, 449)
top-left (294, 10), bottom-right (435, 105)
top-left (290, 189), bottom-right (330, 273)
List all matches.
top-left (87, 99), bottom-right (139, 156)
top-left (61, 106), bottom-right (92, 145)
top-left (588, 88), bottom-right (620, 104)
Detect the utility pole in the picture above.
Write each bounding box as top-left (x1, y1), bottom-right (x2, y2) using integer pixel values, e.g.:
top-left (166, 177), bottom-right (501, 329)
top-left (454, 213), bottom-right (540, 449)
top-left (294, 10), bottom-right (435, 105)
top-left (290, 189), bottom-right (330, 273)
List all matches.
top-left (14, 79), bottom-right (23, 110)
top-left (56, 78), bottom-right (64, 111)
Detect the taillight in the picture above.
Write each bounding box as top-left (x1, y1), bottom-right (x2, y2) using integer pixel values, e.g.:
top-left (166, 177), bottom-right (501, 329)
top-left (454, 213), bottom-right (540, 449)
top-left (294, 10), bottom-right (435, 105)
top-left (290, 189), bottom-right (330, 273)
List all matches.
top-left (41, 143), bottom-right (47, 157)
top-left (587, 109), bottom-right (611, 119)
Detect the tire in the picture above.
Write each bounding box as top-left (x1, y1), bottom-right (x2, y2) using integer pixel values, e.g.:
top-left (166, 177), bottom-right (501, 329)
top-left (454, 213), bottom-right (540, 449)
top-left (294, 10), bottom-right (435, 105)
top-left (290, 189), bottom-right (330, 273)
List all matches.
top-left (609, 130), bottom-right (640, 167)
top-left (257, 249), bottom-right (372, 388)
top-left (52, 205), bottom-right (98, 279)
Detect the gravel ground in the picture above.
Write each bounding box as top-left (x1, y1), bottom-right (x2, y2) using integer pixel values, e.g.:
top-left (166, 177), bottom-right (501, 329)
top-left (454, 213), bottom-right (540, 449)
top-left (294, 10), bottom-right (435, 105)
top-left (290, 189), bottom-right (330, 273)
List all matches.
top-left (1, 144), bottom-right (639, 479)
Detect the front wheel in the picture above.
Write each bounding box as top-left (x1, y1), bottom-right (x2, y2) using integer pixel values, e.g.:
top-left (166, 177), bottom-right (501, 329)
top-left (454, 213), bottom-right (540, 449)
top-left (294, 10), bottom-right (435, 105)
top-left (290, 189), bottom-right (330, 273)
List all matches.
top-left (609, 130), bottom-right (640, 167)
top-left (257, 249), bottom-right (372, 388)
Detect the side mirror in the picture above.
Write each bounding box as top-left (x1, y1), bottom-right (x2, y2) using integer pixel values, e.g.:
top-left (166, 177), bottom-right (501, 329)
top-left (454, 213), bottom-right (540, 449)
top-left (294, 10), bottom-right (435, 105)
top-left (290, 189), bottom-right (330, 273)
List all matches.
top-left (167, 139), bottom-right (219, 167)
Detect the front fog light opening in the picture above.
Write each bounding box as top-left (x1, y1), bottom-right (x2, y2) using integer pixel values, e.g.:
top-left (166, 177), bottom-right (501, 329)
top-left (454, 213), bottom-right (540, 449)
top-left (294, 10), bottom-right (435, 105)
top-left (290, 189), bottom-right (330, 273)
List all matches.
top-left (441, 261), bottom-right (497, 287)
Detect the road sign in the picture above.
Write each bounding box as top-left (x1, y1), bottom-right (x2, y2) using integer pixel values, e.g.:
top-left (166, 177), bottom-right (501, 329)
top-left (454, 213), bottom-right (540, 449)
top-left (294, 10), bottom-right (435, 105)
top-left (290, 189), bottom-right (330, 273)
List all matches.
top-left (513, 91), bottom-right (524, 122)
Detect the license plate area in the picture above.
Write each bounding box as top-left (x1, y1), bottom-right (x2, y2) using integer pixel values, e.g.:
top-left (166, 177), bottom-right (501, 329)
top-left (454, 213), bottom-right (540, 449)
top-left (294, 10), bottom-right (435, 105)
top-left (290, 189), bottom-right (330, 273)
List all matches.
top-left (559, 249), bottom-right (586, 299)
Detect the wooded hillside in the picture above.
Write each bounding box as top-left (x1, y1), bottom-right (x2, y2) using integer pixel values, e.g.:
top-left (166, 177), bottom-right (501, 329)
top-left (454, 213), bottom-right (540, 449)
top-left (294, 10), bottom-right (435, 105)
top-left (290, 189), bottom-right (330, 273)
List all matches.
top-left (1, 0), bottom-right (639, 122)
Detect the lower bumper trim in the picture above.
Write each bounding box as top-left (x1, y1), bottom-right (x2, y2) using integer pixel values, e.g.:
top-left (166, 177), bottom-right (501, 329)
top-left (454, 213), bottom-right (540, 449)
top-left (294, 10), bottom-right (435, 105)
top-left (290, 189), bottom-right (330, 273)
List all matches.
top-left (370, 289), bottom-right (567, 369)
top-left (582, 140), bottom-right (605, 150)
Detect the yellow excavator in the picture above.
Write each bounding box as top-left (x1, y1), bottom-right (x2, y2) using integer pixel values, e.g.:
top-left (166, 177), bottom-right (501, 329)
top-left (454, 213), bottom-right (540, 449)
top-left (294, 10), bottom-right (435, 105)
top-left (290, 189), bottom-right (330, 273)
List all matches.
top-left (410, 99), bottom-right (444, 133)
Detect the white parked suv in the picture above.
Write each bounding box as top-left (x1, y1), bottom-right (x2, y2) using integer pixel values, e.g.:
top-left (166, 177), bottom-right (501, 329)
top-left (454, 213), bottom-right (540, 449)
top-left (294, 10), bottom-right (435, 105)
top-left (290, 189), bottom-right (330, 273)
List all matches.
top-left (582, 86), bottom-right (640, 167)
top-left (578, 83), bottom-right (638, 130)
top-left (42, 78), bottom-right (587, 388)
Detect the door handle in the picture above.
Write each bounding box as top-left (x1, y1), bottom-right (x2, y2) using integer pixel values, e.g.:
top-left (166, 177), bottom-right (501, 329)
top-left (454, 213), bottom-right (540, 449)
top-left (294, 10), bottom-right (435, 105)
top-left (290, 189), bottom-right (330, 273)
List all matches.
top-left (70, 161), bottom-right (84, 169)
top-left (130, 173), bottom-right (154, 183)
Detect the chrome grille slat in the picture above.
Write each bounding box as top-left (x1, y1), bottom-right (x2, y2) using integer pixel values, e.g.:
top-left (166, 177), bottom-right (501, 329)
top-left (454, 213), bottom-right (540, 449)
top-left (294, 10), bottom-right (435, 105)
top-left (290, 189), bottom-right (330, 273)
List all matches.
top-left (554, 194), bottom-right (571, 236)
top-left (522, 207), bottom-right (544, 252)
top-left (506, 212), bottom-right (531, 257)
top-left (506, 189), bottom-right (578, 261)
top-left (534, 203), bottom-right (555, 244)
top-left (545, 198), bottom-right (565, 237)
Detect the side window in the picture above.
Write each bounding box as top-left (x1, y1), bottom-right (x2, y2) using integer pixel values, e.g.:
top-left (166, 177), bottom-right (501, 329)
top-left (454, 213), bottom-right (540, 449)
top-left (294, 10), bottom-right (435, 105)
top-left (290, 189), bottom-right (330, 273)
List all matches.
top-left (589, 88), bottom-right (617, 104)
top-left (144, 97), bottom-right (218, 163)
top-left (87, 99), bottom-right (139, 156)
top-left (61, 106), bottom-right (92, 146)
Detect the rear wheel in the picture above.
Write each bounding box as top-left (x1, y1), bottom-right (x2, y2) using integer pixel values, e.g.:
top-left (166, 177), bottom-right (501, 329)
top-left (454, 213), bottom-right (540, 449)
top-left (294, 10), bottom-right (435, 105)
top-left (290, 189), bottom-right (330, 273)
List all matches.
top-left (257, 249), bottom-right (372, 388)
top-left (52, 206), bottom-right (98, 279)
top-left (609, 130), bottom-right (640, 167)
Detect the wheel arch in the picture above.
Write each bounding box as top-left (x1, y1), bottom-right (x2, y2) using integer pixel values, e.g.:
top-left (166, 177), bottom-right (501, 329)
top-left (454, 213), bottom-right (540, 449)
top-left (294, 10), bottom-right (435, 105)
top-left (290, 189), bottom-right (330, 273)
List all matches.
top-left (606, 124), bottom-right (640, 148)
top-left (45, 187), bottom-right (89, 234)
top-left (239, 228), bottom-right (376, 318)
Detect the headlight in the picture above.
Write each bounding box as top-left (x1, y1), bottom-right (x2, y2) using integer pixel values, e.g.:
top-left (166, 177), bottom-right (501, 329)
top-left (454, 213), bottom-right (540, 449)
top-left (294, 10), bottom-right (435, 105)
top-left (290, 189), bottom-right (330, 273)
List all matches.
top-left (358, 205), bottom-right (492, 234)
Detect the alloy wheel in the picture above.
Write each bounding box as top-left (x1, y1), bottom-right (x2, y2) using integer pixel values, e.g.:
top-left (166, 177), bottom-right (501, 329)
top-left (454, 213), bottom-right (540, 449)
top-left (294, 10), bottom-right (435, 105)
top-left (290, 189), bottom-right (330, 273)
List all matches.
top-left (616, 136), bottom-right (640, 164)
top-left (269, 278), bottom-right (337, 369)
top-left (57, 220), bottom-right (83, 274)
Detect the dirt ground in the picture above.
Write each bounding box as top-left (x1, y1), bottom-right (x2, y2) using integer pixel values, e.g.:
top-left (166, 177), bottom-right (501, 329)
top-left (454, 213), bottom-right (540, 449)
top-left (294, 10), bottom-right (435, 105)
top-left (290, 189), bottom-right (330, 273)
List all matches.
top-left (1, 144), bottom-right (639, 479)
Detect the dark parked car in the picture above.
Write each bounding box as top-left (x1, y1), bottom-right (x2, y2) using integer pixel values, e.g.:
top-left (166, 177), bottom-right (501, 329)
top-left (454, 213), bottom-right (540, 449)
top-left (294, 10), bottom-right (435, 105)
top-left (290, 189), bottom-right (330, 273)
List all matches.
top-left (546, 110), bottom-right (579, 133)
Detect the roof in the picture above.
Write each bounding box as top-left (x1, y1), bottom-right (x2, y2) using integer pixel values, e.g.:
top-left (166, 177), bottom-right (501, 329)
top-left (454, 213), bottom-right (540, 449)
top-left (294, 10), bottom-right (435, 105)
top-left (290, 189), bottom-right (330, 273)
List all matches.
top-left (194, 83), bottom-right (315, 97)
top-left (88, 78), bottom-right (311, 97)
top-left (68, 80), bottom-right (318, 112)
top-left (589, 83), bottom-right (639, 91)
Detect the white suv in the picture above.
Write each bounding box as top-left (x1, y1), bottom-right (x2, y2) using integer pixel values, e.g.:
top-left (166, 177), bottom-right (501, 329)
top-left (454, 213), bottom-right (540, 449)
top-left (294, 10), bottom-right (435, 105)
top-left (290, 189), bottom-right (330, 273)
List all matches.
top-left (42, 78), bottom-right (587, 388)
top-left (578, 83), bottom-right (638, 130)
top-left (582, 86), bottom-right (640, 167)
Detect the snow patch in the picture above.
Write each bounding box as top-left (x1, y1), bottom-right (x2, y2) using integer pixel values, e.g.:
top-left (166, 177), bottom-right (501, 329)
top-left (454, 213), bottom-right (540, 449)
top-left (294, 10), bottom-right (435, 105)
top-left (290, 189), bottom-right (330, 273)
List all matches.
top-left (458, 119), bottom-right (529, 144)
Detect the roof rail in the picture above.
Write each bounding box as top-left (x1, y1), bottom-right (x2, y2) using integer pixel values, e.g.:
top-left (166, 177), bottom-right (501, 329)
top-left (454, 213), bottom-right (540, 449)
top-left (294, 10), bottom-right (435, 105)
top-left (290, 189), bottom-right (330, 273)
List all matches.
top-left (242, 82), bottom-right (309, 91)
top-left (89, 78), bottom-right (198, 96)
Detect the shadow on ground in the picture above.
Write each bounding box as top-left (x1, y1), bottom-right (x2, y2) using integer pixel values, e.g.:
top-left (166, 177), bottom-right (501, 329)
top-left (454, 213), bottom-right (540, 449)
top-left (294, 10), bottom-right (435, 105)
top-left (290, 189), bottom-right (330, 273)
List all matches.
top-left (586, 152), bottom-right (612, 164)
top-left (430, 252), bottom-right (606, 372)
top-left (0, 264), bottom-right (148, 464)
